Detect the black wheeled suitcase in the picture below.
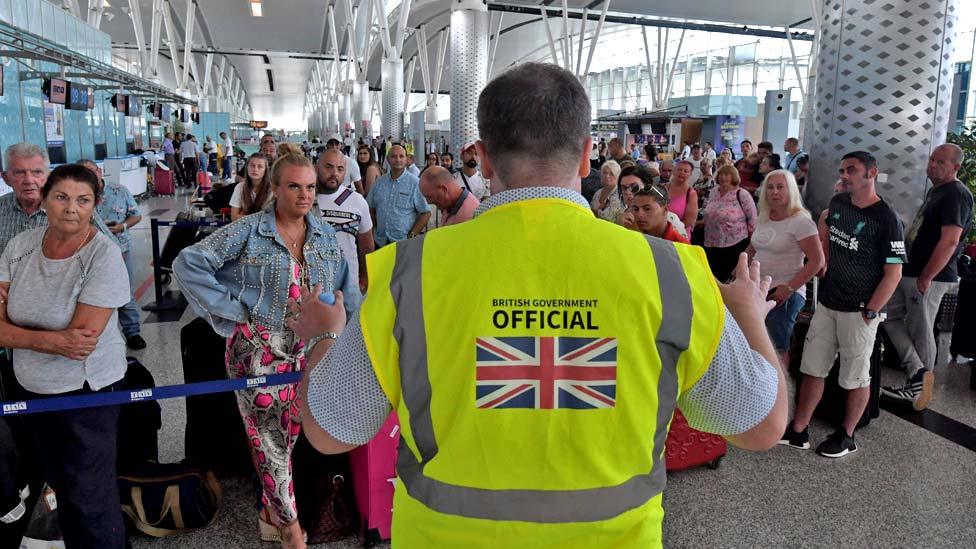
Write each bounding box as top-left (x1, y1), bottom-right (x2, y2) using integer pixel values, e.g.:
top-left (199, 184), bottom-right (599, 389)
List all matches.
top-left (789, 313), bottom-right (883, 431)
top-left (117, 357), bottom-right (162, 471)
top-left (180, 317), bottom-right (253, 477)
top-left (0, 350), bottom-right (40, 549)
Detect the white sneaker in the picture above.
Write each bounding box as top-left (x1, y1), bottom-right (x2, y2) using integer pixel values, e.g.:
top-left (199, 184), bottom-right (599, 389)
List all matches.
top-left (0, 485), bottom-right (29, 524)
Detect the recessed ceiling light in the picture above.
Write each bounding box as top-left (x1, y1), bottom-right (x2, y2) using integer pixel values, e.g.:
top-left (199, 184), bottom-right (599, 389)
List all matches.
top-left (250, 1), bottom-right (263, 17)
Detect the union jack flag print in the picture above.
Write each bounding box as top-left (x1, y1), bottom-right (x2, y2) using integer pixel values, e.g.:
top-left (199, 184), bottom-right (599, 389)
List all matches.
top-left (475, 336), bottom-right (618, 410)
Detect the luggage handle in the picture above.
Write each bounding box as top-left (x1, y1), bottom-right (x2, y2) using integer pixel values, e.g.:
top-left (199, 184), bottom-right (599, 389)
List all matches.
top-left (123, 484), bottom-right (184, 537)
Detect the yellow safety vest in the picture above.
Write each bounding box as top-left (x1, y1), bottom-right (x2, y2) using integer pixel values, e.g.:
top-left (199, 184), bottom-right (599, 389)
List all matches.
top-left (360, 197), bottom-right (724, 548)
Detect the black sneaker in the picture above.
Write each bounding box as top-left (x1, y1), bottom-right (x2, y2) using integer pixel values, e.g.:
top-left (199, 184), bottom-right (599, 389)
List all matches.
top-left (816, 429), bottom-right (858, 458)
top-left (778, 423), bottom-right (810, 450)
top-left (881, 368), bottom-right (934, 411)
top-left (126, 334), bottom-right (147, 350)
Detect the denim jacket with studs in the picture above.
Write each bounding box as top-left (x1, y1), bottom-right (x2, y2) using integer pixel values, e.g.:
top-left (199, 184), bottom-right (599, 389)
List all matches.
top-left (173, 209), bottom-right (361, 337)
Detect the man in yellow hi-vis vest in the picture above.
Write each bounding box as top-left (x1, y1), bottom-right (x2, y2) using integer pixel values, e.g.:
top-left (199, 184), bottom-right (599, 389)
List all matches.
top-left (293, 63), bottom-right (788, 548)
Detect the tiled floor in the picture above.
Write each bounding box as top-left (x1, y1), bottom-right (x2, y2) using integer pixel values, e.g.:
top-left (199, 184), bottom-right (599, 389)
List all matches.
top-left (107, 190), bottom-right (976, 547)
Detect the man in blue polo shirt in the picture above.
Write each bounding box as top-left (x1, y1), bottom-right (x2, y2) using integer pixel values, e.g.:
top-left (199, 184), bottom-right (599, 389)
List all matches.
top-left (366, 144), bottom-right (430, 247)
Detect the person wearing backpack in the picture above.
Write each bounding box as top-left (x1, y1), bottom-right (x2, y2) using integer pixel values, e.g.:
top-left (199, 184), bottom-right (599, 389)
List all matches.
top-left (702, 163), bottom-right (758, 282)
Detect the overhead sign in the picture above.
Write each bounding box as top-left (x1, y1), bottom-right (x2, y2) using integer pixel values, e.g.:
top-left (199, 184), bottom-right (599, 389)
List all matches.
top-left (66, 83), bottom-right (90, 111)
top-left (249, 120), bottom-right (268, 129)
top-left (45, 78), bottom-right (68, 105)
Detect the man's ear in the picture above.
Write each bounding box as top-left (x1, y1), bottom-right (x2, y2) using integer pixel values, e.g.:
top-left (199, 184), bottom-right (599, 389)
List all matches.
top-left (578, 136), bottom-right (594, 177)
top-left (475, 141), bottom-right (493, 180)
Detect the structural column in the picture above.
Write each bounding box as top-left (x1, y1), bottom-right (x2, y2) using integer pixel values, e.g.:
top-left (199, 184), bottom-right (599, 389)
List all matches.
top-left (353, 80), bottom-right (371, 138)
top-left (449, 0), bottom-right (489, 156)
top-left (381, 58), bottom-right (405, 139)
top-left (340, 85), bottom-right (353, 135)
top-left (803, 0), bottom-right (959, 219)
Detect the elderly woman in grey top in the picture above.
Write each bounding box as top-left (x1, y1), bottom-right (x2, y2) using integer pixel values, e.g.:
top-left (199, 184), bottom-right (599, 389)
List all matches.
top-left (0, 164), bottom-right (130, 548)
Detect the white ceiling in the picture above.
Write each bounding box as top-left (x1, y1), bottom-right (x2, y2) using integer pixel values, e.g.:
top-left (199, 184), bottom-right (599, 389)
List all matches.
top-left (94, 0), bottom-right (814, 129)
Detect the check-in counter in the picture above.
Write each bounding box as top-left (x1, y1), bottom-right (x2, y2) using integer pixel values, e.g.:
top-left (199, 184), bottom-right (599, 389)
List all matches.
top-left (103, 155), bottom-right (147, 195)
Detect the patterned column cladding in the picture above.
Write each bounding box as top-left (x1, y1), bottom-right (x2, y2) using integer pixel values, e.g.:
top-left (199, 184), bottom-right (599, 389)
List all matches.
top-left (354, 80), bottom-right (371, 136)
top-left (381, 58), bottom-right (404, 139)
top-left (804, 0), bottom-right (958, 220)
top-left (340, 90), bottom-right (353, 132)
top-left (450, 5), bottom-right (489, 156)
top-left (323, 102), bottom-right (339, 139)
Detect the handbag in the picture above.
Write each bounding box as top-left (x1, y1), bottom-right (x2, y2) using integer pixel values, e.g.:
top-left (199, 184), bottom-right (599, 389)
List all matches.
top-left (293, 434), bottom-right (357, 543)
top-left (118, 462), bottom-right (222, 537)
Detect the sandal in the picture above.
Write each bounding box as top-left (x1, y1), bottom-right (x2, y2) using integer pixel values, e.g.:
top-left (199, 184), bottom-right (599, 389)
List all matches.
top-left (258, 509), bottom-right (280, 543)
top-left (278, 519), bottom-right (307, 549)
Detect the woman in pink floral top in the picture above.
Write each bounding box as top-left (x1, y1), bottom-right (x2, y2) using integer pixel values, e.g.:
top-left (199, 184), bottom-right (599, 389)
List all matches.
top-left (702, 164), bottom-right (757, 281)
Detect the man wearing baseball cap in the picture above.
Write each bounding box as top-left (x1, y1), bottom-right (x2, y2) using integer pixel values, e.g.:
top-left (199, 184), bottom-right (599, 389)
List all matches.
top-left (455, 141), bottom-right (489, 200)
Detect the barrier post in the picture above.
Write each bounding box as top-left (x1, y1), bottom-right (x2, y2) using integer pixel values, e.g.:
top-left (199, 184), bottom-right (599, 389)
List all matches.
top-left (142, 217), bottom-right (182, 311)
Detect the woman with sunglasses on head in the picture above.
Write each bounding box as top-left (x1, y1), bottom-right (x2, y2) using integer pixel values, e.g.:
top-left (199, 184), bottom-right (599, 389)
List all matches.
top-left (230, 153), bottom-right (273, 221)
top-left (175, 154), bottom-right (361, 548)
top-left (617, 165), bottom-right (690, 239)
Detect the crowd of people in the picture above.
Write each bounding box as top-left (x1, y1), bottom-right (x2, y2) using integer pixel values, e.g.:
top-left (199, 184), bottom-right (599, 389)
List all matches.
top-left (0, 59), bottom-right (973, 549)
top-left (162, 130), bottom-right (237, 188)
top-left (585, 132), bottom-right (973, 458)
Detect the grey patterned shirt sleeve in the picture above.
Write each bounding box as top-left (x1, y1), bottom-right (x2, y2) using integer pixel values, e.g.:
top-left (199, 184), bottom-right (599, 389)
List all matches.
top-left (306, 309), bottom-right (392, 445)
top-left (677, 307), bottom-right (779, 436)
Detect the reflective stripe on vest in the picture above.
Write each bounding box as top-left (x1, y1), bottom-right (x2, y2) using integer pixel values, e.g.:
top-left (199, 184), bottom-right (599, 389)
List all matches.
top-left (388, 233), bottom-right (693, 523)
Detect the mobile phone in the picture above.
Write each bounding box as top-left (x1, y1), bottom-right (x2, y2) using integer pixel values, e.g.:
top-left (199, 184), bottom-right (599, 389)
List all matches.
top-left (766, 288), bottom-right (777, 301)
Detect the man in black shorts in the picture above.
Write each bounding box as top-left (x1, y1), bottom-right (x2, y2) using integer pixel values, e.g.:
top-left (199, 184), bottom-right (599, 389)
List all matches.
top-left (780, 151), bottom-right (905, 458)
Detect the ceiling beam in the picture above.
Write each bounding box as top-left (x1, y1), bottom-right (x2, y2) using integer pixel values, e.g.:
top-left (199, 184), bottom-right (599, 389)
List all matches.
top-left (486, 4), bottom-right (815, 41)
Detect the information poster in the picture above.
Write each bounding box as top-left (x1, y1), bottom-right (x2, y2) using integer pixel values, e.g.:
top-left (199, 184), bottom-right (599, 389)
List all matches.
top-left (714, 115), bottom-right (745, 155)
top-left (125, 115), bottom-right (134, 141)
top-left (44, 101), bottom-right (64, 145)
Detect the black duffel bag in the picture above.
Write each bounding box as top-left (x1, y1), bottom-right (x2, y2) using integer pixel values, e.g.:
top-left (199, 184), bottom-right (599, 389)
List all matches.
top-left (118, 462), bottom-right (222, 538)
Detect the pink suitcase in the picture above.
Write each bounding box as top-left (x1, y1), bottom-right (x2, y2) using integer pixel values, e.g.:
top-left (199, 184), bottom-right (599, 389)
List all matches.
top-left (349, 413), bottom-right (399, 544)
top-left (154, 166), bottom-right (174, 195)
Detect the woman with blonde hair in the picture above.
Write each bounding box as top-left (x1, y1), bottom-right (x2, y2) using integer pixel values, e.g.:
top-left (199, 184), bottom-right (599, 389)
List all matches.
top-left (590, 160), bottom-right (624, 221)
top-left (748, 169), bottom-right (825, 368)
top-left (175, 153), bottom-right (361, 548)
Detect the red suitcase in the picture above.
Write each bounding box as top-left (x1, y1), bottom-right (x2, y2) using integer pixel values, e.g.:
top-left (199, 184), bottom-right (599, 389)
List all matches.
top-left (665, 409), bottom-right (726, 471)
top-left (154, 166), bottom-right (174, 195)
top-left (349, 413), bottom-right (399, 545)
top-left (196, 170), bottom-right (211, 193)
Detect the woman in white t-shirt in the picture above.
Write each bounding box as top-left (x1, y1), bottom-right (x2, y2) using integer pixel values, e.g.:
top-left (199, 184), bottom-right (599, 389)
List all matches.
top-left (230, 153), bottom-right (273, 221)
top-left (748, 169), bottom-right (825, 368)
top-left (0, 164), bottom-right (130, 547)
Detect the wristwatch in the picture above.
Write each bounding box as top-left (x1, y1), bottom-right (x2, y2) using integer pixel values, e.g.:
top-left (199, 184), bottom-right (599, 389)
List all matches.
top-left (862, 308), bottom-right (878, 320)
top-left (307, 332), bottom-right (339, 351)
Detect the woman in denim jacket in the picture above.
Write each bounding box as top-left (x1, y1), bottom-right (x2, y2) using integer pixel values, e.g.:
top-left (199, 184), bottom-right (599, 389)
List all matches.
top-left (174, 154), bottom-right (360, 549)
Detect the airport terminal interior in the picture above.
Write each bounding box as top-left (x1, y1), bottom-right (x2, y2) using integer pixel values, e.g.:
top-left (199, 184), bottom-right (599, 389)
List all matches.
top-left (1, 0), bottom-right (976, 548)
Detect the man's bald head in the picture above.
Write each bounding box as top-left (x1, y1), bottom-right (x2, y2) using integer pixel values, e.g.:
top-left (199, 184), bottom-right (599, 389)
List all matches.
top-left (927, 143), bottom-right (965, 185)
top-left (318, 147), bottom-right (345, 165)
top-left (420, 166), bottom-right (460, 209)
top-left (387, 144), bottom-right (407, 173)
top-left (935, 143), bottom-right (964, 164)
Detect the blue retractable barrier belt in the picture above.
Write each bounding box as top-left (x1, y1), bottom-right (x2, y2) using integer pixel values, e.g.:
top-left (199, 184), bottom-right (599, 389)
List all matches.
top-left (0, 372), bottom-right (301, 417)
